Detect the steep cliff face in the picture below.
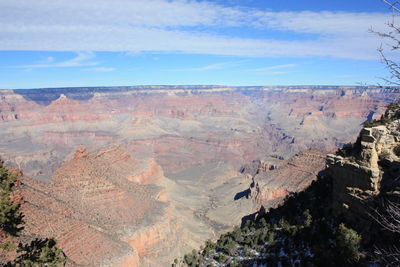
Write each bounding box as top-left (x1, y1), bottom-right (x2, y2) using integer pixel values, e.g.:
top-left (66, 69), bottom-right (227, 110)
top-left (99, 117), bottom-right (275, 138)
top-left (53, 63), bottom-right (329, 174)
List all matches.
top-left (326, 103), bottom-right (400, 226)
top-left (17, 146), bottom-right (182, 266)
top-left (250, 151), bottom-right (327, 207)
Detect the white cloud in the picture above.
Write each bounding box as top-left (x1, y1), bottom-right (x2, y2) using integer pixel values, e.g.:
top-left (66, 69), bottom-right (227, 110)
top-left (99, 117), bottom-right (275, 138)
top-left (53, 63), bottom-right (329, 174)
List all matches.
top-left (5, 52), bottom-right (97, 69)
top-left (0, 0), bottom-right (395, 60)
top-left (255, 11), bottom-right (390, 35)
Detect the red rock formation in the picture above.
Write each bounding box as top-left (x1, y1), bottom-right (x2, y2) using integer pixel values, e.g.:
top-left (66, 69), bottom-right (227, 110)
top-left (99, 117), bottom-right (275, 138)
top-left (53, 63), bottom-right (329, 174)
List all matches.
top-left (0, 86), bottom-right (397, 265)
top-left (251, 151), bottom-right (328, 206)
top-left (127, 159), bottom-right (164, 185)
top-left (0, 87), bottom-right (393, 181)
top-left (16, 146), bottom-right (180, 266)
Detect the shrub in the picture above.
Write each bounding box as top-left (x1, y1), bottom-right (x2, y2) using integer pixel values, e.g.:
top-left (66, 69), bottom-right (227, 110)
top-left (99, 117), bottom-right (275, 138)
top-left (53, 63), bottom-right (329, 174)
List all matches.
top-left (267, 231), bottom-right (275, 245)
top-left (13, 238), bottom-right (66, 267)
top-left (335, 223), bottom-right (362, 264)
top-left (0, 161), bottom-right (24, 236)
top-left (303, 209), bottom-right (313, 227)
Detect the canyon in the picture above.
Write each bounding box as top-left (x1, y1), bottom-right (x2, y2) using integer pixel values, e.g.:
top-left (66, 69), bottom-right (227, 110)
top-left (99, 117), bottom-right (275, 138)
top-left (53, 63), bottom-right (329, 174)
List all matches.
top-left (0, 85), bottom-right (398, 266)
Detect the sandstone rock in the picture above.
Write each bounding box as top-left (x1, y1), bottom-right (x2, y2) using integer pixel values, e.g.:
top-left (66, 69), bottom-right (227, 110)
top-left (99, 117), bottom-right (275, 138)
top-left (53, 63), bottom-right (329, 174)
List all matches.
top-left (0, 86), bottom-right (394, 181)
top-left (251, 151), bottom-right (328, 208)
top-left (0, 86), bottom-right (398, 265)
top-left (16, 146), bottom-right (181, 266)
top-left (73, 145), bottom-right (89, 160)
top-left (327, 117), bottom-right (400, 226)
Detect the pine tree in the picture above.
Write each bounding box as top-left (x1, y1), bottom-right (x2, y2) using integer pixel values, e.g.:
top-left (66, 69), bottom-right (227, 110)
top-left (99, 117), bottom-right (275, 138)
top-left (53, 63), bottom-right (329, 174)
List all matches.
top-left (335, 223), bottom-right (362, 264)
top-left (0, 161), bottom-right (23, 236)
top-left (14, 238), bottom-right (66, 267)
top-left (0, 160), bottom-right (66, 266)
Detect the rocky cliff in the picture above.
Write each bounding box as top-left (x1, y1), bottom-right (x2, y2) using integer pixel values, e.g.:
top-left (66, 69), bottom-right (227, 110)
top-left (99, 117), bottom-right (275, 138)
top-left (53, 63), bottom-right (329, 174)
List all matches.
top-left (17, 146), bottom-right (182, 266)
top-left (326, 102), bottom-right (400, 230)
top-left (1, 86), bottom-right (399, 266)
top-left (174, 101), bottom-right (400, 267)
top-left (250, 150), bottom-right (327, 208)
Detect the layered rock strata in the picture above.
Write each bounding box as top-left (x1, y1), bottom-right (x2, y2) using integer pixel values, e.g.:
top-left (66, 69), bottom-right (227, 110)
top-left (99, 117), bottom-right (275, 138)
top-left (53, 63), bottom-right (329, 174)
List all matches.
top-left (0, 86), bottom-right (394, 181)
top-left (17, 146), bottom-right (181, 266)
top-left (326, 105), bottom-right (400, 226)
top-left (0, 86), bottom-right (398, 266)
top-left (250, 151), bottom-right (328, 208)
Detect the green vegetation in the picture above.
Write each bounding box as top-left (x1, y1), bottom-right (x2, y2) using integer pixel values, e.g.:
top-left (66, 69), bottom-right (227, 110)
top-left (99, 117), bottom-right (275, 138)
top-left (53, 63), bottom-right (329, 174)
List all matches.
top-left (13, 238), bottom-right (66, 267)
top-left (0, 161), bottom-right (23, 236)
top-left (173, 175), bottom-right (367, 266)
top-left (335, 223), bottom-right (363, 264)
top-left (0, 161), bottom-right (66, 266)
top-left (173, 100), bottom-right (400, 266)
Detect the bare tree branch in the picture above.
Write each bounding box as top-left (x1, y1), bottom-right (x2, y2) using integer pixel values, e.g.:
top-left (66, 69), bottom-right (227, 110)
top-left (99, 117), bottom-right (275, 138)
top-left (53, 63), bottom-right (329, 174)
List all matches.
top-left (383, 0), bottom-right (400, 12)
top-left (375, 245), bottom-right (400, 266)
top-left (371, 200), bottom-right (400, 233)
top-left (368, 1), bottom-right (400, 85)
top-left (370, 198), bottom-right (400, 266)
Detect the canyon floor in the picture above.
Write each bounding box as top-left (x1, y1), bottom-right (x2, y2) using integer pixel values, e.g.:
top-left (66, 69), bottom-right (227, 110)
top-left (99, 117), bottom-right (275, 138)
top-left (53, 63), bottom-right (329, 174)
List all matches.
top-left (0, 85), bottom-right (398, 266)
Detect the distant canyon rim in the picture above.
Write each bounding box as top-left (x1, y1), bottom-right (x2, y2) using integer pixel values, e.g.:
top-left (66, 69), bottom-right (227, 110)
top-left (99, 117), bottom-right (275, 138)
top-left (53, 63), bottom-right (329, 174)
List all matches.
top-left (1, 85), bottom-right (398, 266)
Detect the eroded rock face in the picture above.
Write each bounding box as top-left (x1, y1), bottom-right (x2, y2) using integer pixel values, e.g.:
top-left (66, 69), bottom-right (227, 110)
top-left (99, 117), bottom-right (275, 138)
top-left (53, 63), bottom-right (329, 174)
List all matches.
top-left (2, 86), bottom-right (399, 266)
top-left (17, 146), bottom-right (181, 266)
top-left (0, 86), bottom-right (394, 181)
top-left (250, 151), bottom-right (328, 208)
top-left (326, 110), bottom-right (400, 224)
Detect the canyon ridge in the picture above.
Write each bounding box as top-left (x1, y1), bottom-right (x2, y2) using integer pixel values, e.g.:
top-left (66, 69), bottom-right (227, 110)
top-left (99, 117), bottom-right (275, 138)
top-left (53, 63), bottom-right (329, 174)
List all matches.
top-left (1, 85), bottom-right (399, 266)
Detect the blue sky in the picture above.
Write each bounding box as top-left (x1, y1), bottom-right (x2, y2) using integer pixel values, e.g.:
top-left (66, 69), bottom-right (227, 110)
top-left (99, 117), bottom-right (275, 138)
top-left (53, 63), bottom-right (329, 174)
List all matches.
top-left (0, 0), bottom-right (397, 88)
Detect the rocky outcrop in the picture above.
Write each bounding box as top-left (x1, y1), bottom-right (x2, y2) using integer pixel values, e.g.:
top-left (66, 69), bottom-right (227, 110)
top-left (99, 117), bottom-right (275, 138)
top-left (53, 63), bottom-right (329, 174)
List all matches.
top-left (17, 146), bottom-right (181, 266)
top-left (326, 104), bottom-right (400, 226)
top-left (127, 214), bottom-right (182, 266)
top-left (250, 151), bottom-right (328, 208)
top-left (15, 145), bottom-right (262, 266)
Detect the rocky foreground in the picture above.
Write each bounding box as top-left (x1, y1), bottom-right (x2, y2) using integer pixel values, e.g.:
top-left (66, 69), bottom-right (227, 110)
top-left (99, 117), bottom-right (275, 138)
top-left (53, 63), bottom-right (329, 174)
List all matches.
top-left (0, 86), bottom-right (399, 266)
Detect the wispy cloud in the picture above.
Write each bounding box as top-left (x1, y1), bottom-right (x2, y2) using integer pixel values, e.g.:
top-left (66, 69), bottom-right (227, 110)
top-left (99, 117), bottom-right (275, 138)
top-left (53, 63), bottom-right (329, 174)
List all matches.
top-left (5, 52), bottom-right (98, 69)
top-left (176, 60), bottom-right (246, 71)
top-left (85, 67), bottom-right (115, 72)
top-left (0, 0), bottom-right (393, 60)
top-left (246, 64), bottom-right (297, 72)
